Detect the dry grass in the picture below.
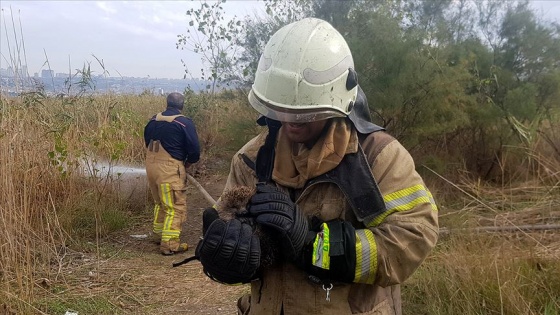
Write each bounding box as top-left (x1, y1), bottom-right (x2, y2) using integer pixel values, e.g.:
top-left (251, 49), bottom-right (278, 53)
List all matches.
top-left (1, 92), bottom-right (559, 314)
top-left (418, 156), bottom-right (560, 314)
top-left (405, 229), bottom-right (560, 315)
top-left (0, 91), bottom-right (258, 314)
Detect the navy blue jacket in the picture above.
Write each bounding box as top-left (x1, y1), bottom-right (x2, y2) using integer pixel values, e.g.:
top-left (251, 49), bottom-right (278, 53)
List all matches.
top-left (144, 108), bottom-right (200, 164)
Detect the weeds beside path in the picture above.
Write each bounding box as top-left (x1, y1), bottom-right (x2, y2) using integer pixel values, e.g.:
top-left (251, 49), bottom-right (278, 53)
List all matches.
top-left (34, 173), bottom-right (249, 315)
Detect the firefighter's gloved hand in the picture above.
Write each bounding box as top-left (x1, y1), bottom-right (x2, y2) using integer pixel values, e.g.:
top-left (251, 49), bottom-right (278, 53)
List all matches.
top-left (173, 208), bottom-right (220, 268)
top-left (192, 207), bottom-right (220, 259)
top-left (197, 218), bottom-right (261, 284)
top-left (298, 220), bottom-right (357, 283)
top-left (202, 207), bottom-right (219, 234)
top-left (247, 183), bottom-right (309, 261)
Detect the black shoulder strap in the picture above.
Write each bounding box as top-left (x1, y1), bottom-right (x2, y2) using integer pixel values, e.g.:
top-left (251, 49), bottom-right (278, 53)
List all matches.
top-left (308, 144), bottom-right (386, 223)
top-left (254, 118), bottom-right (281, 183)
top-left (248, 117), bottom-right (386, 223)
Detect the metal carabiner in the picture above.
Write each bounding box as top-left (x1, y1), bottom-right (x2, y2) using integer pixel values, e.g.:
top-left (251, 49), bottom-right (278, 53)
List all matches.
top-left (322, 283), bottom-right (333, 302)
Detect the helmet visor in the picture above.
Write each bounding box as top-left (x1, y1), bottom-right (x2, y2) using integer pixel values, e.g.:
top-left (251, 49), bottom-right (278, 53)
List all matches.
top-left (248, 90), bottom-right (346, 123)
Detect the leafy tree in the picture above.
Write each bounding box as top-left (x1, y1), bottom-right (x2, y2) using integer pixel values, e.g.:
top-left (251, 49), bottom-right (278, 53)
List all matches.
top-left (176, 0), bottom-right (243, 94)
top-left (179, 0), bottom-right (560, 179)
top-left (235, 15), bottom-right (280, 89)
top-left (443, 0), bottom-right (560, 178)
top-left (227, 0), bottom-right (312, 88)
top-left (474, 1), bottom-right (560, 132)
top-left (263, 0), bottom-right (311, 25)
top-left (347, 1), bottom-right (471, 145)
top-left (311, 0), bottom-right (356, 29)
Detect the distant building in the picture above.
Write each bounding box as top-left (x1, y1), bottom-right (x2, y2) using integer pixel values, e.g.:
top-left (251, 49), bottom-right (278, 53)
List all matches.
top-left (20, 65), bottom-right (28, 77)
top-left (41, 69), bottom-right (54, 79)
top-left (4, 66), bottom-right (29, 78)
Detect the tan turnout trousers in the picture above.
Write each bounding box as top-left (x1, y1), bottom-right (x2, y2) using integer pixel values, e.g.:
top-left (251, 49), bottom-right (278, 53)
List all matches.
top-left (145, 140), bottom-right (188, 253)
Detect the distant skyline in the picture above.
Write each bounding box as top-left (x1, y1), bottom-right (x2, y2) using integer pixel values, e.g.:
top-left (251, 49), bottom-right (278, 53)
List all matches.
top-left (1, 1), bottom-right (559, 80)
top-left (0, 1), bottom-right (266, 79)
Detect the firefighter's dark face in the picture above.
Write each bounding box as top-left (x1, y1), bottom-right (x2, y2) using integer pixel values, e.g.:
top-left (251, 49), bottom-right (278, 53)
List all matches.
top-left (281, 119), bottom-right (329, 148)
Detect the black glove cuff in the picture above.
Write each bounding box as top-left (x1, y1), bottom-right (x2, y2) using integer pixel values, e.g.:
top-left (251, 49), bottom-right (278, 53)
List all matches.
top-left (299, 220), bottom-right (356, 284)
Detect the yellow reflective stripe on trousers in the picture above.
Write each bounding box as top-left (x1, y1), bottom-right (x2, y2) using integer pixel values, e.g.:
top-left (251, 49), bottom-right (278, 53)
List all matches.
top-left (312, 223), bottom-right (331, 269)
top-left (367, 184), bottom-right (438, 227)
top-left (152, 204), bottom-right (162, 234)
top-left (354, 229), bottom-right (377, 284)
top-left (159, 183), bottom-right (179, 241)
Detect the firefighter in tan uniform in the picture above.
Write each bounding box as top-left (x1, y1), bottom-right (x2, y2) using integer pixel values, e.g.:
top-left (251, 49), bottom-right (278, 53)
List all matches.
top-left (144, 92), bottom-right (200, 255)
top-left (195, 18), bottom-right (438, 314)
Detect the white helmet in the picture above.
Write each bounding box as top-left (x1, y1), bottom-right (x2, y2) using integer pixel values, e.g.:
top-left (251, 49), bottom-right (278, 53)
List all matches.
top-left (248, 18), bottom-right (358, 123)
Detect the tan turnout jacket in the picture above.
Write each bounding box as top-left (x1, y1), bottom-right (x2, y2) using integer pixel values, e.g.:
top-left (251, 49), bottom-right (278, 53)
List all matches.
top-left (218, 119), bottom-right (439, 315)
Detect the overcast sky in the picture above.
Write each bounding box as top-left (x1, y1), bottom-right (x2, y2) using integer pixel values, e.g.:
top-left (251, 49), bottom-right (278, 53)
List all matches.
top-left (1, 1), bottom-right (559, 80)
top-left (0, 1), bottom-right (266, 79)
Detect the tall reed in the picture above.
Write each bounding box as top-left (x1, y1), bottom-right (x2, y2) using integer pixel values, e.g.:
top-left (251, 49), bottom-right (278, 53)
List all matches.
top-left (0, 88), bottom-right (158, 312)
top-left (0, 95), bottom-right (69, 312)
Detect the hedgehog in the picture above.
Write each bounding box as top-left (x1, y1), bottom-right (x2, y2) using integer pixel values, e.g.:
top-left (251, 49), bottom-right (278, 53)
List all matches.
top-left (217, 186), bottom-right (280, 269)
top-left (172, 186), bottom-right (280, 269)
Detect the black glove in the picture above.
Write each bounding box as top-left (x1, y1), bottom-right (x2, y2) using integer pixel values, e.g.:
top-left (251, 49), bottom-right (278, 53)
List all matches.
top-left (299, 220), bottom-right (357, 283)
top-left (202, 207), bottom-right (220, 234)
top-left (173, 208), bottom-right (219, 268)
top-left (247, 183), bottom-right (309, 261)
top-left (197, 217), bottom-right (261, 284)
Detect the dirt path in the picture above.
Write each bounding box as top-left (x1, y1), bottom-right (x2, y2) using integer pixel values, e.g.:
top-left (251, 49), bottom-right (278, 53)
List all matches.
top-left (60, 173), bottom-right (248, 314)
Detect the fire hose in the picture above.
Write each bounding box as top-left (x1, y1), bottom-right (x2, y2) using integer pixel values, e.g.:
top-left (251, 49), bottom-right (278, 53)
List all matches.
top-left (186, 173), bottom-right (217, 206)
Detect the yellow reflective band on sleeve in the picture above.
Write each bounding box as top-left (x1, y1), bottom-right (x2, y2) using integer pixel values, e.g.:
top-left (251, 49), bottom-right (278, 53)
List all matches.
top-left (312, 223), bottom-right (331, 270)
top-left (366, 184), bottom-right (438, 227)
top-left (427, 190), bottom-right (437, 211)
top-left (354, 229), bottom-right (377, 284)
